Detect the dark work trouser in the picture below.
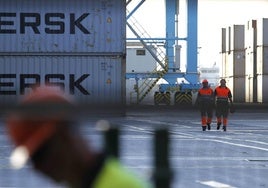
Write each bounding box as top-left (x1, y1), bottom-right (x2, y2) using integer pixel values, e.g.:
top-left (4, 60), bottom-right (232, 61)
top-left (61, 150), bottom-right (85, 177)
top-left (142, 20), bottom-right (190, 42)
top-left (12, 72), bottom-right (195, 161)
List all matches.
top-left (216, 100), bottom-right (229, 126)
top-left (199, 102), bottom-right (213, 126)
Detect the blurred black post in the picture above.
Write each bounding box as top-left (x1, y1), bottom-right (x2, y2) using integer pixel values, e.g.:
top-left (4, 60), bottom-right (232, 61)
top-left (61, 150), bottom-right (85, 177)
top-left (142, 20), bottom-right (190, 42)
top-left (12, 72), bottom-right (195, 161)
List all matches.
top-left (104, 126), bottom-right (120, 158)
top-left (153, 128), bottom-right (172, 188)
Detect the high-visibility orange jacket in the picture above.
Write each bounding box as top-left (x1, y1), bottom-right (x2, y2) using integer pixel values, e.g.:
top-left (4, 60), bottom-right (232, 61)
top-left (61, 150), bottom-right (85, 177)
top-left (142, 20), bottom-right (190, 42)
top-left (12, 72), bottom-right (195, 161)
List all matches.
top-left (214, 86), bottom-right (232, 101)
top-left (198, 87), bottom-right (214, 102)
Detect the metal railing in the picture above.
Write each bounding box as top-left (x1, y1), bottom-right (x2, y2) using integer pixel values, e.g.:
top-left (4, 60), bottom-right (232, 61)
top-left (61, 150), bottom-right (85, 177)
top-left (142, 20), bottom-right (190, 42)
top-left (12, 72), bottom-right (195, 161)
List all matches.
top-left (126, 9), bottom-right (168, 103)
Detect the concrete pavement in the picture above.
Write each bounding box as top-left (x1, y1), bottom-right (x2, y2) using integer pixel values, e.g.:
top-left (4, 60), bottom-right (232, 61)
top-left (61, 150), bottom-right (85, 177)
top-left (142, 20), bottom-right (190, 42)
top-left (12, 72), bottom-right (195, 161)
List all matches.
top-left (0, 106), bottom-right (268, 187)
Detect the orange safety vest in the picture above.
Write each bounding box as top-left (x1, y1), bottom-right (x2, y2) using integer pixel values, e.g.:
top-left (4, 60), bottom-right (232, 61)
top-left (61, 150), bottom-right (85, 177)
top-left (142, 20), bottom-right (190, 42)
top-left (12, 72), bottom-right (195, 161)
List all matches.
top-left (198, 87), bottom-right (214, 102)
top-left (215, 86), bottom-right (232, 101)
top-left (198, 88), bottom-right (213, 96)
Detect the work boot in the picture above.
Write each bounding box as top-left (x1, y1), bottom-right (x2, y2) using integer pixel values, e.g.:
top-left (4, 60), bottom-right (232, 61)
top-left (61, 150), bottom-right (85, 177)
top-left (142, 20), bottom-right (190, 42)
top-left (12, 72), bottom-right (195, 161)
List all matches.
top-left (223, 126), bottom-right (227, 131)
top-left (202, 126), bottom-right (206, 131)
top-left (217, 122), bottom-right (221, 130)
top-left (207, 123), bottom-right (211, 130)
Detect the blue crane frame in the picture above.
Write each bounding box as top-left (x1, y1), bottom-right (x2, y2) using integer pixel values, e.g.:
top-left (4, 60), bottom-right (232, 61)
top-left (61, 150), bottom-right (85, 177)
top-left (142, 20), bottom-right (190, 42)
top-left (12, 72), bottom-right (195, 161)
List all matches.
top-left (126, 0), bottom-right (198, 82)
top-left (163, 0), bottom-right (200, 93)
top-left (126, 0), bottom-right (200, 104)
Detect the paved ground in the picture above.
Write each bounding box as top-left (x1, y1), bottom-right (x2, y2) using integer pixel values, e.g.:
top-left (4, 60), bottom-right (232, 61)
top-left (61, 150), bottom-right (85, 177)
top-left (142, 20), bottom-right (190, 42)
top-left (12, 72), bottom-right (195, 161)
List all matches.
top-left (0, 105), bottom-right (268, 188)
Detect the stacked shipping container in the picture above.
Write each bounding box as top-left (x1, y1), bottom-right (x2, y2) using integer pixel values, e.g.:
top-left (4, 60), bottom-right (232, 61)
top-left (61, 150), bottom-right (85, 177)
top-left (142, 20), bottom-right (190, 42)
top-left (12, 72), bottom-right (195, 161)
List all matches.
top-left (256, 18), bottom-right (268, 103)
top-left (245, 20), bottom-right (257, 103)
top-left (222, 18), bottom-right (268, 103)
top-left (0, 0), bottom-right (126, 106)
top-left (221, 25), bottom-right (245, 102)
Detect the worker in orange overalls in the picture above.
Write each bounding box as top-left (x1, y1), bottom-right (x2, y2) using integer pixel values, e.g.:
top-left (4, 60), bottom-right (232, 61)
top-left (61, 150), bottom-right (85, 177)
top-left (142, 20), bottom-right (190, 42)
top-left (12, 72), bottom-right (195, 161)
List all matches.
top-left (214, 79), bottom-right (233, 131)
top-left (197, 79), bottom-right (214, 131)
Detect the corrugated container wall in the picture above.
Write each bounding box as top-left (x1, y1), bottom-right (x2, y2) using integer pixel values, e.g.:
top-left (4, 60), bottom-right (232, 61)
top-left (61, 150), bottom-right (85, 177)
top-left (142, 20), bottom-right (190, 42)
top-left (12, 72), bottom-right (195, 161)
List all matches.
top-left (0, 0), bottom-right (126, 106)
top-left (245, 20), bottom-right (257, 103)
top-left (256, 18), bottom-right (268, 102)
top-left (221, 28), bottom-right (227, 79)
top-left (0, 0), bottom-right (126, 53)
top-left (225, 50), bottom-right (233, 77)
top-left (257, 18), bottom-right (268, 46)
top-left (224, 25), bottom-right (245, 102)
top-left (230, 25), bottom-right (245, 52)
top-left (0, 56), bottom-right (123, 104)
top-left (221, 28), bottom-right (226, 53)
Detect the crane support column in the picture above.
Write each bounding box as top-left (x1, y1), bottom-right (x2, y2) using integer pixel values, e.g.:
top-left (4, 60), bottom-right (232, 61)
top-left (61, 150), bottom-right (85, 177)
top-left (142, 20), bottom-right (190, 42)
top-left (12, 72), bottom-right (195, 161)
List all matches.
top-left (165, 0), bottom-right (178, 72)
top-left (186, 0), bottom-right (198, 83)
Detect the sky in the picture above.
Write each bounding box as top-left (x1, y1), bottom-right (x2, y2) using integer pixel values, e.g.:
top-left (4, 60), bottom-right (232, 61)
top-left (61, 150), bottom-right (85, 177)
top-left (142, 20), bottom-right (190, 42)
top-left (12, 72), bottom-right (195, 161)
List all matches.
top-left (126, 0), bottom-right (268, 69)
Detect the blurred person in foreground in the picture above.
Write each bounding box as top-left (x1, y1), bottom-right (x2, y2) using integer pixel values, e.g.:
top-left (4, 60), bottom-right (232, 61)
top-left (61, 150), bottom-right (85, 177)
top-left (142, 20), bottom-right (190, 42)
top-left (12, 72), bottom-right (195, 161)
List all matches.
top-left (214, 79), bottom-right (233, 131)
top-left (196, 79), bottom-right (214, 131)
top-left (6, 85), bottom-right (151, 188)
